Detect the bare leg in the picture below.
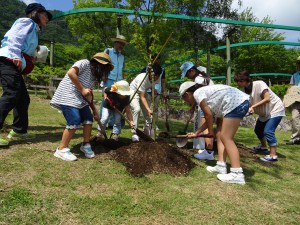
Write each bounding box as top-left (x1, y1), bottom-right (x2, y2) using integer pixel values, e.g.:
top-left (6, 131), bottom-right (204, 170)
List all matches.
top-left (83, 124), bottom-right (92, 143)
top-left (216, 118), bottom-right (227, 162)
top-left (60, 128), bottom-right (76, 149)
top-left (220, 118), bottom-right (241, 168)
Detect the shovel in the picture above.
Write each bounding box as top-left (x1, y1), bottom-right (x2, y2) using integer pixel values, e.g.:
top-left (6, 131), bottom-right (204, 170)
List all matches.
top-left (176, 134), bottom-right (214, 148)
top-left (83, 92), bottom-right (108, 140)
top-left (106, 98), bottom-right (154, 142)
top-left (178, 112), bottom-right (194, 135)
top-left (164, 98), bottom-right (170, 132)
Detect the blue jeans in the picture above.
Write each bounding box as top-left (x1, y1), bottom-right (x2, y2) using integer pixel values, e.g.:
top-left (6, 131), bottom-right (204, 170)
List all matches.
top-left (224, 100), bottom-right (250, 119)
top-left (100, 107), bottom-right (122, 134)
top-left (60, 105), bottom-right (93, 129)
top-left (255, 116), bottom-right (282, 146)
top-left (100, 79), bottom-right (116, 126)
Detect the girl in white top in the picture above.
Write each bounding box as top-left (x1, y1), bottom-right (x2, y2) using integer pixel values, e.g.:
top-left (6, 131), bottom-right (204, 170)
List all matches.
top-left (179, 82), bottom-right (250, 185)
top-left (180, 62), bottom-right (214, 160)
top-left (235, 70), bottom-right (285, 162)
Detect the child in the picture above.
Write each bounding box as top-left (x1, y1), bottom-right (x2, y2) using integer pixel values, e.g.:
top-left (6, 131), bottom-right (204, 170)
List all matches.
top-left (0, 3), bottom-right (52, 146)
top-left (129, 62), bottom-right (162, 141)
top-left (235, 70), bottom-right (285, 162)
top-left (50, 52), bottom-right (113, 161)
top-left (179, 81), bottom-right (250, 184)
top-left (180, 61), bottom-right (214, 160)
top-left (97, 80), bottom-right (134, 141)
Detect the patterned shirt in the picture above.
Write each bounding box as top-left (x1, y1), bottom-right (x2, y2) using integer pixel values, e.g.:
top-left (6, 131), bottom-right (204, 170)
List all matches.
top-left (193, 84), bottom-right (249, 118)
top-left (50, 60), bottom-right (94, 110)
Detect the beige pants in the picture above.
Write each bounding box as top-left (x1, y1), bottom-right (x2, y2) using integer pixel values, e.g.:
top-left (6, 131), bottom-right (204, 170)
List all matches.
top-left (130, 93), bottom-right (151, 132)
top-left (145, 92), bottom-right (160, 128)
top-left (291, 102), bottom-right (300, 141)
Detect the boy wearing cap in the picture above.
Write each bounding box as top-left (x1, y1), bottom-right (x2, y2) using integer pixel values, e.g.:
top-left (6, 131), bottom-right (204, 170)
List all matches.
top-left (180, 61), bottom-right (214, 160)
top-left (179, 81), bottom-right (249, 184)
top-left (0, 3), bottom-right (52, 146)
top-left (50, 52), bottom-right (113, 161)
top-left (285, 56), bottom-right (300, 145)
top-left (97, 80), bottom-right (134, 141)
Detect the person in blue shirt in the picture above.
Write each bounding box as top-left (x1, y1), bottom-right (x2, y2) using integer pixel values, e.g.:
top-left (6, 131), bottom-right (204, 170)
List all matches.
top-left (100, 34), bottom-right (127, 128)
top-left (0, 3), bottom-right (52, 146)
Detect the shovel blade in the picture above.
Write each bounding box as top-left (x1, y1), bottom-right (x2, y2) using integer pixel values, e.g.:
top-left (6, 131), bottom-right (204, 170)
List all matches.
top-left (136, 128), bottom-right (154, 142)
top-left (176, 137), bottom-right (188, 148)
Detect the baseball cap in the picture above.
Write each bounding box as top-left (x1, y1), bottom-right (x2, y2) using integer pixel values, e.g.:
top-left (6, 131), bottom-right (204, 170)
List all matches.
top-left (179, 81), bottom-right (196, 96)
top-left (180, 62), bottom-right (194, 79)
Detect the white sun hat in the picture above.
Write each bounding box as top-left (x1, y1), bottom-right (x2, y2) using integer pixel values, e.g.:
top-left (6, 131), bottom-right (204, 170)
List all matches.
top-left (111, 80), bottom-right (133, 95)
top-left (179, 81), bottom-right (196, 96)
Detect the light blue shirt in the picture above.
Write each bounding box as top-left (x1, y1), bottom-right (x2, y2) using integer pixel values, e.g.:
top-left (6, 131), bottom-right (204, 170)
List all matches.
top-left (291, 71), bottom-right (300, 86)
top-left (104, 47), bottom-right (125, 83)
top-left (0, 18), bottom-right (39, 71)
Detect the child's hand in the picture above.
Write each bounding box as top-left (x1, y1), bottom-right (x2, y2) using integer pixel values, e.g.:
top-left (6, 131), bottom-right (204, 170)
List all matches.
top-left (130, 121), bottom-right (135, 128)
top-left (82, 88), bottom-right (92, 101)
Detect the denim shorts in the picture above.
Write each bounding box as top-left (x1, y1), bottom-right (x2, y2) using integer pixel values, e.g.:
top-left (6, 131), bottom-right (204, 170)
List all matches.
top-left (224, 100), bottom-right (250, 119)
top-left (60, 105), bottom-right (93, 129)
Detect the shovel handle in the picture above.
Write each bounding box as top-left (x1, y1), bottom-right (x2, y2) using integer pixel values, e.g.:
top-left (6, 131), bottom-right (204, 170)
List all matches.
top-left (176, 134), bottom-right (214, 139)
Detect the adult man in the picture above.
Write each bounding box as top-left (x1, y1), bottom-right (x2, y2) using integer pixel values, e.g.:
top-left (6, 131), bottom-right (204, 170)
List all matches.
top-left (0, 3), bottom-right (52, 146)
top-left (285, 56), bottom-right (300, 145)
top-left (100, 34), bottom-right (127, 128)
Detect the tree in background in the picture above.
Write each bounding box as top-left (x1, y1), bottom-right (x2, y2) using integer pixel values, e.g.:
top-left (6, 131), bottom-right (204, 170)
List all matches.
top-left (229, 8), bottom-right (299, 76)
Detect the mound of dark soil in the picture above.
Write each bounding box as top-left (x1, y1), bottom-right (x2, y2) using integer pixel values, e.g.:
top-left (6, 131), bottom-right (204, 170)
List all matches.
top-left (110, 141), bottom-right (196, 177)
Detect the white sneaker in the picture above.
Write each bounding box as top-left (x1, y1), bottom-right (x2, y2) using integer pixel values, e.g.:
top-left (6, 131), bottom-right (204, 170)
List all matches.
top-left (80, 143), bottom-right (95, 158)
top-left (194, 150), bottom-right (214, 160)
top-left (198, 149), bottom-right (205, 154)
top-left (217, 168), bottom-right (245, 185)
top-left (132, 134), bottom-right (139, 142)
top-left (207, 161), bottom-right (227, 174)
top-left (112, 134), bottom-right (119, 141)
top-left (54, 148), bottom-right (77, 161)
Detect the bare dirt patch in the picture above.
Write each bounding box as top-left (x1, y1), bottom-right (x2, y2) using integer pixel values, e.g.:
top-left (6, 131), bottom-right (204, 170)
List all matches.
top-left (89, 137), bottom-right (270, 177)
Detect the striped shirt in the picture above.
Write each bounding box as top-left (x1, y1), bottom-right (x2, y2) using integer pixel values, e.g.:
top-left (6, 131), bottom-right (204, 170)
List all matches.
top-left (50, 59), bottom-right (95, 110)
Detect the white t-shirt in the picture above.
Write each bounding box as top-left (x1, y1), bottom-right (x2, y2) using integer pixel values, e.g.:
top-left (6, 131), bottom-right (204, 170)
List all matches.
top-left (195, 76), bottom-right (214, 86)
top-left (50, 59), bottom-right (94, 110)
top-left (193, 84), bottom-right (249, 118)
top-left (251, 80), bottom-right (285, 121)
top-left (130, 73), bottom-right (159, 93)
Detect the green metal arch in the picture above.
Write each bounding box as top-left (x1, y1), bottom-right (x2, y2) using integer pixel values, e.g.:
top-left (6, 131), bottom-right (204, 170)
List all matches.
top-left (53, 7), bottom-right (300, 31)
top-left (167, 73), bottom-right (292, 84)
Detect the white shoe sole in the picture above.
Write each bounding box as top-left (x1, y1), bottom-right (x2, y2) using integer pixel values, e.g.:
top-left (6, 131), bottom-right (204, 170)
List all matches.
top-left (80, 149), bottom-right (95, 158)
top-left (194, 154), bottom-right (214, 161)
top-left (206, 166), bottom-right (227, 174)
top-left (54, 152), bottom-right (77, 161)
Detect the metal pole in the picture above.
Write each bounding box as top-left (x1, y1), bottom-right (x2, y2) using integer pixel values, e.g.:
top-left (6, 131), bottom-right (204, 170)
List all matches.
top-left (207, 47), bottom-right (211, 76)
top-left (226, 34), bottom-right (231, 85)
top-left (50, 41), bottom-right (54, 67)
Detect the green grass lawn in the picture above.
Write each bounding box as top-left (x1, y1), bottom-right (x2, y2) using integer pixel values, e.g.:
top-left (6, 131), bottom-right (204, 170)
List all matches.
top-left (0, 94), bottom-right (299, 225)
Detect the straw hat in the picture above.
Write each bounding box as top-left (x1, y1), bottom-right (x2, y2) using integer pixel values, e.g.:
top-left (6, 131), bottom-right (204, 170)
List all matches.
top-left (92, 52), bottom-right (114, 70)
top-left (110, 80), bottom-right (133, 96)
top-left (111, 34), bottom-right (128, 44)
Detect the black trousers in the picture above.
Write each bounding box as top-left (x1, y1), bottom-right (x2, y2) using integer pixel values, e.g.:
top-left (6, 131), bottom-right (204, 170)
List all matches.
top-left (0, 58), bottom-right (30, 133)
